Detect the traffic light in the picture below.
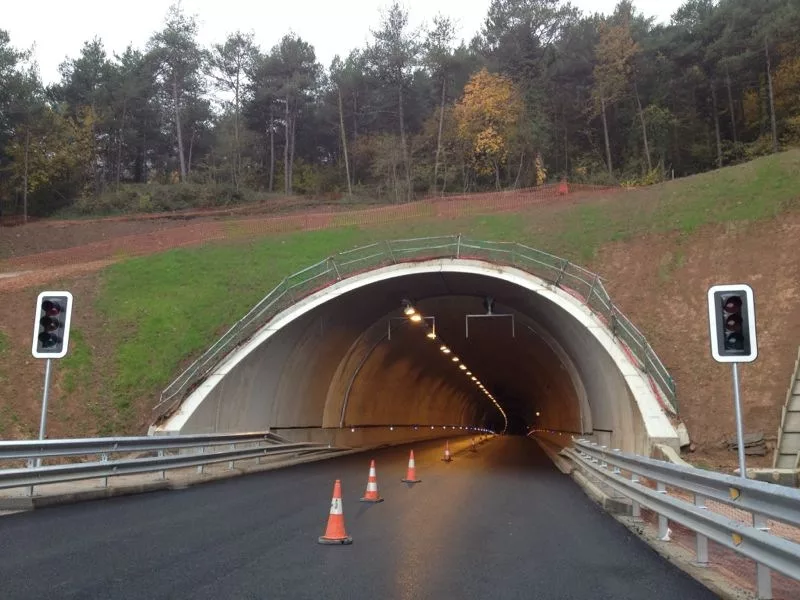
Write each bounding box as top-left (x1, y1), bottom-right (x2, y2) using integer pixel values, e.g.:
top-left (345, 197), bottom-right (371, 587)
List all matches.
top-left (31, 291), bottom-right (73, 359)
top-left (707, 284), bottom-right (757, 363)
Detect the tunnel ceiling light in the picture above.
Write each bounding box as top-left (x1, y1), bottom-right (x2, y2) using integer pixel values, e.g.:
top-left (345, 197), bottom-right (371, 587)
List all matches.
top-left (440, 345), bottom-right (450, 354)
top-left (466, 371), bottom-right (472, 376)
top-left (451, 356), bottom-right (459, 362)
top-left (409, 313), bottom-right (423, 322)
top-left (426, 331), bottom-right (436, 339)
top-left (402, 300), bottom-right (416, 316)
top-left (471, 376), bottom-right (477, 381)
top-left (459, 364), bottom-right (467, 371)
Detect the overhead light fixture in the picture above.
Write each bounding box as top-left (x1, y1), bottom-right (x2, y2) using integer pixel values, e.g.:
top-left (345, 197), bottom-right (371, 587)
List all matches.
top-left (466, 371), bottom-right (472, 376)
top-left (471, 376), bottom-right (477, 381)
top-left (451, 356), bottom-right (459, 362)
top-left (409, 313), bottom-right (422, 322)
top-left (440, 345), bottom-right (451, 354)
top-left (402, 300), bottom-right (415, 316)
top-left (426, 331), bottom-right (436, 339)
top-left (459, 364), bottom-right (467, 371)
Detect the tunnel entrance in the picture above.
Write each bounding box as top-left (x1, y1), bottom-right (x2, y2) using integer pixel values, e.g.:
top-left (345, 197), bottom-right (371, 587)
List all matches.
top-left (154, 252), bottom-right (679, 455)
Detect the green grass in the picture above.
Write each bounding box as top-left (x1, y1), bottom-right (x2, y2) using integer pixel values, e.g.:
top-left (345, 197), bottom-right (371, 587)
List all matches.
top-left (61, 329), bottom-right (92, 395)
top-left (97, 227), bottom-right (372, 414)
top-left (93, 149), bottom-right (800, 418)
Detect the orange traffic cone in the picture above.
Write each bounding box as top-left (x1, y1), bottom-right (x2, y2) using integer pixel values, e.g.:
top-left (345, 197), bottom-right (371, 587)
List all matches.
top-left (318, 480), bottom-right (353, 545)
top-left (401, 450), bottom-right (422, 483)
top-left (441, 441), bottom-right (452, 462)
top-left (360, 459), bottom-right (384, 503)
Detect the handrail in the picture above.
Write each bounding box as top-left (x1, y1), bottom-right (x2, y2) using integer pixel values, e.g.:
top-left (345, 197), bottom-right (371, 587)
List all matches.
top-left (157, 235), bottom-right (677, 417)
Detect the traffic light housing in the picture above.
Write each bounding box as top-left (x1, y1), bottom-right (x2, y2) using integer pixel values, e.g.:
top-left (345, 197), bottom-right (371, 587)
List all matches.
top-left (707, 284), bottom-right (757, 363)
top-left (31, 291), bottom-right (73, 359)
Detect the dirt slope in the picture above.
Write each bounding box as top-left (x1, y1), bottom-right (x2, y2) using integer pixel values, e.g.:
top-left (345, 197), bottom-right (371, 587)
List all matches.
top-left (593, 214), bottom-right (800, 465)
top-left (1, 198), bottom-right (798, 471)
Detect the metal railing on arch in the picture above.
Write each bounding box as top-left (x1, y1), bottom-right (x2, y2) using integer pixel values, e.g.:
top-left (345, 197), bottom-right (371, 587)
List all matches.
top-left (156, 235), bottom-right (677, 417)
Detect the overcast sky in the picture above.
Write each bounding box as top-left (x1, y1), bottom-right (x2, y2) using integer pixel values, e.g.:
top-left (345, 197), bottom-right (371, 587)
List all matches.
top-left (5, 0), bottom-right (685, 85)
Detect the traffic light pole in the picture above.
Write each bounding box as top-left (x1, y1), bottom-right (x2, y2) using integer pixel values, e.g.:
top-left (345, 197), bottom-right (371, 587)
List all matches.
top-left (731, 363), bottom-right (747, 479)
top-left (35, 358), bottom-right (53, 468)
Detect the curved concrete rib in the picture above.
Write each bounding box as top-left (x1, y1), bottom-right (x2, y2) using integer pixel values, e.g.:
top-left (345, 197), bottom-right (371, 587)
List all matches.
top-left (154, 259), bottom-right (679, 454)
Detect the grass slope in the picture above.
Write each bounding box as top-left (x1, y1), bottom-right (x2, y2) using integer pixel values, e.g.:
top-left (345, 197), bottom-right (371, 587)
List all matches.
top-left (85, 150), bottom-right (800, 427)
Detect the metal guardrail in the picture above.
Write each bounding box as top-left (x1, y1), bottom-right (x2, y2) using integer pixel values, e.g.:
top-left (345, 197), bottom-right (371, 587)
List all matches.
top-left (0, 431), bottom-right (292, 460)
top-left (0, 431), bottom-right (333, 496)
top-left (568, 440), bottom-right (800, 599)
top-left (156, 235), bottom-right (677, 417)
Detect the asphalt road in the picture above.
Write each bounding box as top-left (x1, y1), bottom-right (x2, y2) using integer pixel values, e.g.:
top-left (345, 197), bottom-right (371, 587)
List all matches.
top-left (0, 436), bottom-right (716, 600)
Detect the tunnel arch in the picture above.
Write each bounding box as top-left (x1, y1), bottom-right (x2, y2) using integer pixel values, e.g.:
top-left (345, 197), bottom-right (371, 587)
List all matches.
top-left (154, 257), bottom-right (680, 455)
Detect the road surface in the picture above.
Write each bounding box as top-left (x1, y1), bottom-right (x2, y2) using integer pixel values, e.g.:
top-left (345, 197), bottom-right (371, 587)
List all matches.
top-left (0, 436), bottom-right (716, 599)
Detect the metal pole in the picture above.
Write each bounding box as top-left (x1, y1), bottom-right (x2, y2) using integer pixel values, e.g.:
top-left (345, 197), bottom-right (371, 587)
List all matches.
top-left (732, 363), bottom-right (747, 479)
top-left (35, 359), bottom-right (53, 468)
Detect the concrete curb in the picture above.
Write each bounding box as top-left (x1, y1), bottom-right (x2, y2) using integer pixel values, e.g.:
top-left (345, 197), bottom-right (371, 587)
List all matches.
top-left (568, 460), bottom-right (755, 600)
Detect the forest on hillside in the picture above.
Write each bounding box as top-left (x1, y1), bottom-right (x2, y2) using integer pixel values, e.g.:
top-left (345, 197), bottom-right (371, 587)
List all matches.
top-left (1, 0), bottom-right (799, 219)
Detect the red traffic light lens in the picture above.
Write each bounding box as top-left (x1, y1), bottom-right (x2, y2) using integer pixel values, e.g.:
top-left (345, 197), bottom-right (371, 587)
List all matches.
top-left (723, 296), bottom-right (742, 313)
top-left (42, 300), bottom-right (63, 316)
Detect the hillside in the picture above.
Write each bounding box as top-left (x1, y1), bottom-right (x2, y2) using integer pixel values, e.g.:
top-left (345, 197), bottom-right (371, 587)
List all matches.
top-left (1, 149), bottom-right (799, 471)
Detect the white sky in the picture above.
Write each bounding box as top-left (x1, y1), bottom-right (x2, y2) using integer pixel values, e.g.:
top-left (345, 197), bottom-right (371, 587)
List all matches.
top-left (4, 0), bottom-right (685, 85)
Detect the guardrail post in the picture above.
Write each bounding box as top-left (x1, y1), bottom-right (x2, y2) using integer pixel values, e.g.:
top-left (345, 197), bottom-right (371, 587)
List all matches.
top-left (101, 453), bottom-right (109, 488)
top-left (158, 450), bottom-right (166, 480)
top-left (25, 458), bottom-right (35, 497)
top-left (656, 482), bottom-right (670, 540)
top-left (196, 446), bottom-right (205, 474)
top-left (754, 513), bottom-right (773, 599)
top-left (630, 474), bottom-right (642, 521)
top-left (694, 494), bottom-right (708, 567)
top-left (228, 444), bottom-right (235, 470)
top-left (331, 258), bottom-right (342, 280)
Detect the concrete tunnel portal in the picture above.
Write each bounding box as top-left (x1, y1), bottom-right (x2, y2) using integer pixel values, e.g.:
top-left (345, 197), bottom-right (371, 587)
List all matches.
top-left (155, 259), bottom-right (680, 455)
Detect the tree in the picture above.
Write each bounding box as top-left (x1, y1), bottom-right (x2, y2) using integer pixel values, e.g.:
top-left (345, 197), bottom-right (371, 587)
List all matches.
top-left (454, 68), bottom-right (524, 188)
top-left (266, 34), bottom-right (319, 195)
top-left (209, 31), bottom-right (257, 190)
top-left (592, 17), bottom-right (638, 176)
top-left (147, 3), bottom-right (207, 182)
top-left (423, 14), bottom-right (458, 193)
top-left (54, 37), bottom-right (113, 193)
top-left (329, 56), bottom-right (354, 198)
top-left (367, 2), bottom-right (420, 200)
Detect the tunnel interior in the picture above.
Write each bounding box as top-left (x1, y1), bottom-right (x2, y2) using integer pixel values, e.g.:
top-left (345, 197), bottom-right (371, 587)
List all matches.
top-left (162, 261), bottom-right (670, 454)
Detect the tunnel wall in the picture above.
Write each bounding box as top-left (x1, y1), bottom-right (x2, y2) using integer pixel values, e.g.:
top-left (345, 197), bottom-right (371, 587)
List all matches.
top-left (155, 259), bottom-right (679, 454)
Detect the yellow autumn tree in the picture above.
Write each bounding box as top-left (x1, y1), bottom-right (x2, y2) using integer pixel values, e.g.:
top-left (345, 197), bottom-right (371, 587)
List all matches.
top-left (453, 68), bottom-right (524, 183)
